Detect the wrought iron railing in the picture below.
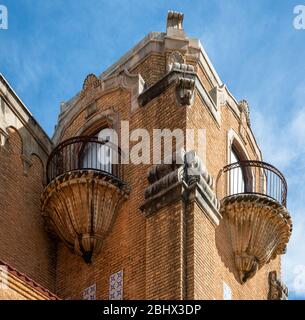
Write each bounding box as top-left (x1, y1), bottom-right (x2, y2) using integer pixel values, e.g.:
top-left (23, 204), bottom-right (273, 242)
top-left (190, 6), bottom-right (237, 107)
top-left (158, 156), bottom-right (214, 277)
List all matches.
top-left (216, 160), bottom-right (287, 206)
top-left (46, 136), bottom-right (125, 185)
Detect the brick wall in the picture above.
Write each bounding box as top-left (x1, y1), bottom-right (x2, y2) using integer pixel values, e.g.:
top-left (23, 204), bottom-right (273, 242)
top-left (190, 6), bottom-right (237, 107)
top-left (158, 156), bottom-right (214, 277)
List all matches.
top-left (0, 127), bottom-right (56, 292)
top-left (52, 49), bottom-right (281, 300)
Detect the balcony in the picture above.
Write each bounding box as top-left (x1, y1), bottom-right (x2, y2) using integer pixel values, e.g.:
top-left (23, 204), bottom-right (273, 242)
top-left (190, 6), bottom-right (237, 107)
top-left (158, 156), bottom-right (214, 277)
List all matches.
top-left (41, 136), bottom-right (129, 263)
top-left (216, 160), bottom-right (292, 283)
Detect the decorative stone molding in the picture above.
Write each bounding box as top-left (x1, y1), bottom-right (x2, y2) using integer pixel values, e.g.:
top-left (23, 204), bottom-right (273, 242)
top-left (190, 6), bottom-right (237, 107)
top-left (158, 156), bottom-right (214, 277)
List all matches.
top-left (41, 170), bottom-right (130, 263)
top-left (80, 74), bottom-right (101, 99)
top-left (176, 77), bottom-right (195, 106)
top-left (220, 194), bottom-right (292, 284)
top-left (141, 150), bottom-right (220, 224)
top-left (268, 271), bottom-right (288, 300)
top-left (54, 70), bottom-right (144, 144)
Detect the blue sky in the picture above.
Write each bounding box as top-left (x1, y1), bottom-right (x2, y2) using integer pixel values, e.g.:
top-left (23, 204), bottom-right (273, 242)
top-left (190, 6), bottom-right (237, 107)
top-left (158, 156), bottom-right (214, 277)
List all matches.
top-left (1, 0), bottom-right (305, 299)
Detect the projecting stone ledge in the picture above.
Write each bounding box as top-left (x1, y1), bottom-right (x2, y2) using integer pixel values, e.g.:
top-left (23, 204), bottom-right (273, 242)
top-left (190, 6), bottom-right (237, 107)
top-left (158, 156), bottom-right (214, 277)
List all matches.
top-left (138, 62), bottom-right (196, 107)
top-left (220, 193), bottom-right (292, 284)
top-left (41, 170), bottom-right (130, 263)
top-left (140, 151), bottom-right (221, 226)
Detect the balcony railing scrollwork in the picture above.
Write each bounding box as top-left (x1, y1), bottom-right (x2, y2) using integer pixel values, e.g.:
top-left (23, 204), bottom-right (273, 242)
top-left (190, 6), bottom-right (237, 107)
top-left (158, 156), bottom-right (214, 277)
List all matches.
top-left (216, 160), bottom-right (287, 206)
top-left (46, 135), bottom-right (125, 186)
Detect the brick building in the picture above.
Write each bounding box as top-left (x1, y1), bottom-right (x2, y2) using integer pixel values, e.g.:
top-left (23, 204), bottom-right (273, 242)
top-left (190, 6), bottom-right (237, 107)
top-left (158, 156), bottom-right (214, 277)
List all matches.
top-left (0, 11), bottom-right (292, 300)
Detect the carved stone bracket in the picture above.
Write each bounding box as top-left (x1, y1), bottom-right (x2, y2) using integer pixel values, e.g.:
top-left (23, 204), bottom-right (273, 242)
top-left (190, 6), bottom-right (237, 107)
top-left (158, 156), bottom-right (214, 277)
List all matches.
top-left (220, 194), bottom-right (292, 284)
top-left (268, 271), bottom-right (288, 300)
top-left (80, 74), bottom-right (101, 99)
top-left (138, 62), bottom-right (196, 107)
top-left (140, 150), bottom-right (220, 224)
top-left (176, 77), bottom-right (195, 106)
top-left (41, 170), bottom-right (130, 263)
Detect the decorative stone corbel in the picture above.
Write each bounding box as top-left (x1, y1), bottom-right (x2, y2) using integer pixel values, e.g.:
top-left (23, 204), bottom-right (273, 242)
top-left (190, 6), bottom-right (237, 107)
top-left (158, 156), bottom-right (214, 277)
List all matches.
top-left (268, 271), bottom-right (288, 300)
top-left (176, 77), bottom-right (195, 106)
top-left (170, 62), bottom-right (196, 106)
top-left (220, 194), bottom-right (292, 284)
top-left (119, 69), bottom-right (145, 112)
top-left (140, 150), bottom-right (220, 224)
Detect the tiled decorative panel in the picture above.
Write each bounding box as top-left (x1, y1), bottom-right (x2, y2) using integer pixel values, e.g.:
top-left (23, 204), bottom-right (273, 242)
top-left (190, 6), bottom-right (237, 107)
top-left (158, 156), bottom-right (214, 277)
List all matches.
top-left (83, 283), bottom-right (96, 300)
top-left (109, 270), bottom-right (123, 300)
top-left (223, 282), bottom-right (232, 300)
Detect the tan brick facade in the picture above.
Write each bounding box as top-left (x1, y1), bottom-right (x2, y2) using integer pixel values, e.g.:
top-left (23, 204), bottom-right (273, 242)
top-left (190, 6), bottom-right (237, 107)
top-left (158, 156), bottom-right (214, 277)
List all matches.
top-left (0, 11), bottom-right (291, 300)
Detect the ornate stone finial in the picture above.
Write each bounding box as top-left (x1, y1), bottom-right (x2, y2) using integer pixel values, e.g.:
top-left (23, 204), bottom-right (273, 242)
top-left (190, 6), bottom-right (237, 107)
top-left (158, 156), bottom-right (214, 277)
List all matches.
top-left (80, 74), bottom-right (101, 98)
top-left (268, 271), bottom-right (288, 300)
top-left (167, 11), bottom-right (184, 30)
